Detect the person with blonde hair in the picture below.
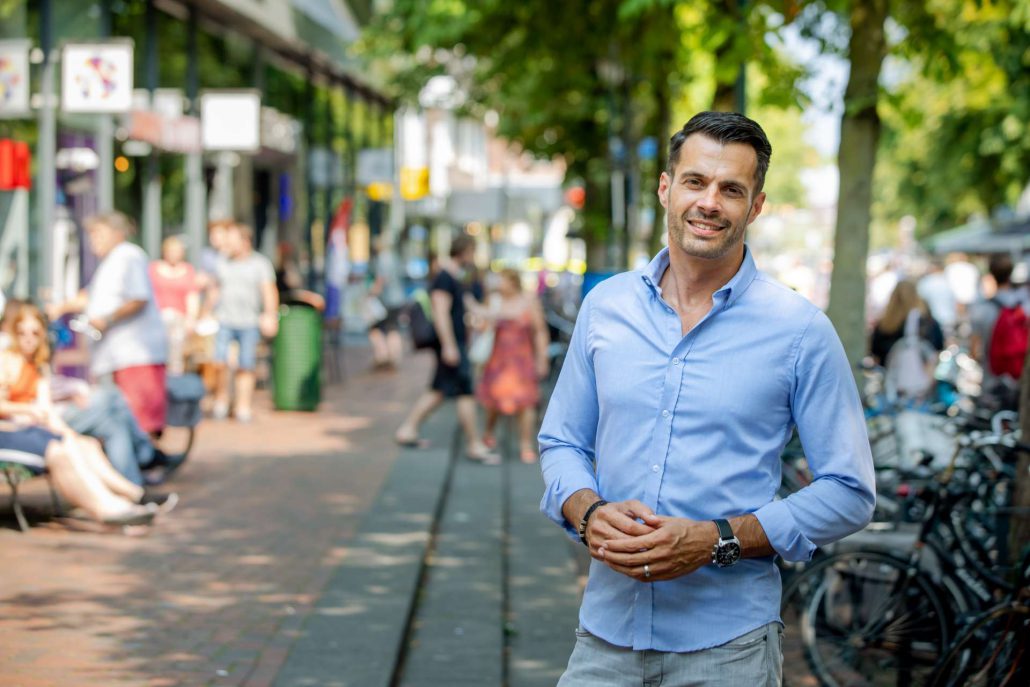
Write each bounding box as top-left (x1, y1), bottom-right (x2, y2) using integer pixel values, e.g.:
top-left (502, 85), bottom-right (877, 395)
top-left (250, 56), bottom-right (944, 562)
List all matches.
top-left (150, 234), bottom-right (201, 375)
top-left (476, 269), bottom-right (549, 462)
top-left (870, 280), bottom-right (944, 366)
top-left (0, 303), bottom-right (166, 525)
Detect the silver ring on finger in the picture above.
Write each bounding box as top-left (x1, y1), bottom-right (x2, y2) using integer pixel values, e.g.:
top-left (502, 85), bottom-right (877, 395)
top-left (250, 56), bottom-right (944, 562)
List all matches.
top-left (643, 564), bottom-right (651, 579)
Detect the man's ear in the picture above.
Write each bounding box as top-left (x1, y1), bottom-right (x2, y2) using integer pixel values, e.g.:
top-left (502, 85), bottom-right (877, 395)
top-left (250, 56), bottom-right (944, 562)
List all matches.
top-left (658, 172), bottom-right (671, 210)
top-left (749, 192), bottom-right (766, 225)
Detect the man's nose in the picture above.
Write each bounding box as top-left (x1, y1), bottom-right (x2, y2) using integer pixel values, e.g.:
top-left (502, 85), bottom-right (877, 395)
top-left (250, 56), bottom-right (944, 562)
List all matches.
top-left (696, 185), bottom-right (721, 214)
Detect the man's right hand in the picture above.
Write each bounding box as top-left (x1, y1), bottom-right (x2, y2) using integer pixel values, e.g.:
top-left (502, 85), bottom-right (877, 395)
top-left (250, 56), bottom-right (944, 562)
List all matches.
top-left (584, 500), bottom-right (657, 561)
top-left (441, 344), bottom-right (460, 366)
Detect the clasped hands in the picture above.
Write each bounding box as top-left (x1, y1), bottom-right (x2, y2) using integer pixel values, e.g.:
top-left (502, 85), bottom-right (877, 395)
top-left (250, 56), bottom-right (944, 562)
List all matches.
top-left (584, 500), bottom-right (717, 583)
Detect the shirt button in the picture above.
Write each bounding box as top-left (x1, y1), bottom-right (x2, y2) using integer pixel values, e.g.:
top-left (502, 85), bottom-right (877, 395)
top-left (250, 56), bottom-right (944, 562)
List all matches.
top-left (652, 465), bottom-right (659, 473)
top-left (672, 357), bottom-right (680, 365)
top-left (661, 410), bottom-right (670, 418)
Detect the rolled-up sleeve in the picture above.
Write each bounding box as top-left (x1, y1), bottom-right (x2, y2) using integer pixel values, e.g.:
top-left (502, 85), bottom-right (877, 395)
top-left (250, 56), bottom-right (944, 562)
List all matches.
top-left (539, 295), bottom-right (601, 540)
top-left (755, 310), bottom-right (876, 562)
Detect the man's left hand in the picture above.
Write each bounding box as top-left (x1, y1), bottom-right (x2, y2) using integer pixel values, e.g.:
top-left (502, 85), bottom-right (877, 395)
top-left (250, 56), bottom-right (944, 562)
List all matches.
top-left (89, 317), bottom-right (108, 334)
top-left (598, 515), bottom-right (718, 582)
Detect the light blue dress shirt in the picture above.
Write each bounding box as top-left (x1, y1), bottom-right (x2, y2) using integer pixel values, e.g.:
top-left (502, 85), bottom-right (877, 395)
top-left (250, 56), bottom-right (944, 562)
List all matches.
top-left (539, 246), bottom-right (876, 652)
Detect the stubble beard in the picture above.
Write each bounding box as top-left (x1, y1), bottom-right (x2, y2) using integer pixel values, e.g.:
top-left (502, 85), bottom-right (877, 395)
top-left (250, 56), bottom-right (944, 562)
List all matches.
top-left (668, 210), bottom-right (749, 260)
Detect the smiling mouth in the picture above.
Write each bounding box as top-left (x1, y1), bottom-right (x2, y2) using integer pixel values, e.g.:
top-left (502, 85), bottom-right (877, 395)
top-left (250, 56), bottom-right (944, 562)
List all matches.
top-left (686, 218), bottom-right (726, 236)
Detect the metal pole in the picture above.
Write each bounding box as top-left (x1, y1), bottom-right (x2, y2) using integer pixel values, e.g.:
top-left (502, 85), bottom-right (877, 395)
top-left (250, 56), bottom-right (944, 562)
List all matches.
top-left (342, 85), bottom-right (353, 197)
top-left (141, 0), bottom-right (161, 257)
top-left (38, 0), bottom-right (57, 300)
top-left (95, 0), bottom-right (114, 212)
top-left (304, 70), bottom-right (317, 288)
top-left (389, 106), bottom-right (403, 242)
top-left (322, 81), bottom-right (333, 267)
top-left (184, 4), bottom-right (205, 265)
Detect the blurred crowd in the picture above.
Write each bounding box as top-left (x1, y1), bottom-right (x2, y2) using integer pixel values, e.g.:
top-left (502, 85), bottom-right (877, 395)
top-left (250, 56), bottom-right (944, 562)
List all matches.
top-left (866, 251), bottom-right (1027, 410)
top-left (0, 211), bottom-right (286, 530)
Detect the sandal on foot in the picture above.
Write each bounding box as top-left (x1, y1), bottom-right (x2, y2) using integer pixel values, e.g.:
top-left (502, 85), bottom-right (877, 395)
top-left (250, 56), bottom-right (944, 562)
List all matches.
top-left (395, 435), bottom-right (430, 449)
top-left (466, 449), bottom-right (501, 466)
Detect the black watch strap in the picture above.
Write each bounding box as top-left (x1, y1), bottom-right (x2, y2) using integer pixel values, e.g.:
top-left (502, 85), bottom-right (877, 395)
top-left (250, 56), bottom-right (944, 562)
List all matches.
top-left (578, 499), bottom-right (608, 546)
top-left (714, 518), bottom-right (734, 541)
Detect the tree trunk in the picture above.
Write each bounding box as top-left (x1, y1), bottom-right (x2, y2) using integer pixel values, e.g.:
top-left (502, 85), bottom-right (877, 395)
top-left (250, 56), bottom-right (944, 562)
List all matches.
top-left (825, 0), bottom-right (888, 374)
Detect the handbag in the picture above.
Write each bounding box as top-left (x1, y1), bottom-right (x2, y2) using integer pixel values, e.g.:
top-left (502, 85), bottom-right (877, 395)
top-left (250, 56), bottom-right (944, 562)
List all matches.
top-left (408, 290), bottom-right (438, 350)
top-left (363, 295), bottom-right (388, 325)
top-left (468, 327), bottom-right (495, 365)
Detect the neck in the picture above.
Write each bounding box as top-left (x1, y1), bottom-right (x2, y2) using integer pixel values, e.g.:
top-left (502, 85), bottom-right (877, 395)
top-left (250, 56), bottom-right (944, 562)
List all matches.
top-left (660, 243), bottom-right (745, 307)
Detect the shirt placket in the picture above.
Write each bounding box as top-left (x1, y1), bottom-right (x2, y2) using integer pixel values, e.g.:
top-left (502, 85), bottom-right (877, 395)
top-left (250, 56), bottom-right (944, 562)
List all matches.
top-left (631, 289), bottom-right (728, 650)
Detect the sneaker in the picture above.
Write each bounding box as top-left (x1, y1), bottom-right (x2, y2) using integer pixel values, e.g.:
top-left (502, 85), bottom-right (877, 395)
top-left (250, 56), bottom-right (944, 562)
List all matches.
top-left (235, 409), bottom-right (253, 423)
top-left (212, 402), bottom-right (229, 420)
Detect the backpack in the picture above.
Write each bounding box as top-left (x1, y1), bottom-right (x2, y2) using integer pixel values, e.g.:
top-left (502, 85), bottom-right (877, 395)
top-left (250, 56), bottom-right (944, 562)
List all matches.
top-left (988, 299), bottom-right (1028, 379)
top-left (408, 289), bottom-right (438, 350)
top-left (884, 309), bottom-right (937, 402)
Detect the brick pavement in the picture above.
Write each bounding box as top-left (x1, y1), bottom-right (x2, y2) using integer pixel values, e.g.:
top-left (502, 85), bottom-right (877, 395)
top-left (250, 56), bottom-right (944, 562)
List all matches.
top-left (0, 343), bottom-right (435, 687)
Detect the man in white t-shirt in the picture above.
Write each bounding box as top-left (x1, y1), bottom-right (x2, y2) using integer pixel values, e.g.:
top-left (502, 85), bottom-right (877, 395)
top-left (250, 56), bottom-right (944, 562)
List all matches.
top-left (52, 212), bottom-right (169, 435)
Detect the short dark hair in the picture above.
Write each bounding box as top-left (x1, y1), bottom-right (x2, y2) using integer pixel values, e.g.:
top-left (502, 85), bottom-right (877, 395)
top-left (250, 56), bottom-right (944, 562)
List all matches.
top-left (450, 234), bottom-right (476, 258)
top-left (667, 111), bottom-right (772, 193)
top-left (989, 254), bottom-right (1014, 286)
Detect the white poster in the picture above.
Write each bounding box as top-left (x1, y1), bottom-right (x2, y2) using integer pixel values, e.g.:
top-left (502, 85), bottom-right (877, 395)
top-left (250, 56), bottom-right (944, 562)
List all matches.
top-left (0, 40), bottom-right (31, 118)
top-left (201, 91), bottom-right (261, 152)
top-left (62, 41), bottom-right (134, 113)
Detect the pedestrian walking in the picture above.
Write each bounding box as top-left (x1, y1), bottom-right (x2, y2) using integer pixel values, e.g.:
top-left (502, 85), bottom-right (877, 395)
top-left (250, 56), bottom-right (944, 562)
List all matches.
top-left (366, 235), bottom-right (407, 370)
top-left (49, 211), bottom-right (170, 437)
top-left (970, 254), bottom-right (1029, 408)
top-left (207, 222), bottom-right (279, 423)
top-left (476, 268), bottom-right (549, 462)
top-left (150, 235), bottom-right (200, 375)
top-left (870, 280), bottom-right (944, 366)
top-left (539, 111), bottom-right (875, 686)
top-left (395, 235), bottom-right (499, 464)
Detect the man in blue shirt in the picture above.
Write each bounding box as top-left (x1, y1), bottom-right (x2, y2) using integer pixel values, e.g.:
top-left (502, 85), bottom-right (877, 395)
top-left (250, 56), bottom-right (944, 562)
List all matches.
top-left (539, 111), bottom-right (875, 685)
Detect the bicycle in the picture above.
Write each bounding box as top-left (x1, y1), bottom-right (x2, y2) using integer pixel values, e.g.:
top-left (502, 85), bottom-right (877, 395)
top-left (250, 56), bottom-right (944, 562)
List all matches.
top-left (928, 552), bottom-right (1029, 686)
top-left (780, 430), bottom-right (1027, 687)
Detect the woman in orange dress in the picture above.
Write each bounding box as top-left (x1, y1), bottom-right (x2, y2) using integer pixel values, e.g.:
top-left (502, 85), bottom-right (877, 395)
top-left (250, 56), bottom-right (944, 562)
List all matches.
top-left (476, 269), bottom-right (550, 462)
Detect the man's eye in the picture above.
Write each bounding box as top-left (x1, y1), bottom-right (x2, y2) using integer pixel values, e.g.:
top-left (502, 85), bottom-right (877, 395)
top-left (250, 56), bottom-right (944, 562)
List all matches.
top-left (685, 178), bottom-right (703, 187)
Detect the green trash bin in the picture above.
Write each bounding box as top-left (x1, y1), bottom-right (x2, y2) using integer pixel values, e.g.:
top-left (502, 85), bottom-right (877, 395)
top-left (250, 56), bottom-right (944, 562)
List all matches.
top-left (273, 304), bottom-right (323, 411)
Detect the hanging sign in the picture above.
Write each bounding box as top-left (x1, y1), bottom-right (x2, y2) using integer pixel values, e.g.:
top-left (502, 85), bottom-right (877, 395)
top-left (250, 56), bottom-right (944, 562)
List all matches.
top-left (0, 40), bottom-right (30, 118)
top-left (200, 90), bottom-right (261, 152)
top-left (61, 40), bottom-right (135, 113)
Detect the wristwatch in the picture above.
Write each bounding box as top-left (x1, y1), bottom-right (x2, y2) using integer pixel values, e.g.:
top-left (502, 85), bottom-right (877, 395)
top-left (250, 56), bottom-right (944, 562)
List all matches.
top-left (711, 518), bottom-right (741, 567)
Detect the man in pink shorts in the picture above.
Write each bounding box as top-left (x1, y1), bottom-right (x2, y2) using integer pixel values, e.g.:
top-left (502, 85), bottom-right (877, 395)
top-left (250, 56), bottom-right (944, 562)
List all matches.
top-left (52, 211), bottom-right (169, 435)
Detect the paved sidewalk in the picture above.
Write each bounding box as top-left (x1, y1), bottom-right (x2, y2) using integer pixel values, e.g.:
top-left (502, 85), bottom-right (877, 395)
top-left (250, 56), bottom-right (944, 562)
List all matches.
top-left (0, 342), bottom-right (586, 687)
top-left (0, 344), bottom-right (435, 686)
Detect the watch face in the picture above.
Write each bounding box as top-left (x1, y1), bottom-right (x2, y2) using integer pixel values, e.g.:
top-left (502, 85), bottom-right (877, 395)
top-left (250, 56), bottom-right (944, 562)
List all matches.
top-left (715, 540), bottom-right (741, 567)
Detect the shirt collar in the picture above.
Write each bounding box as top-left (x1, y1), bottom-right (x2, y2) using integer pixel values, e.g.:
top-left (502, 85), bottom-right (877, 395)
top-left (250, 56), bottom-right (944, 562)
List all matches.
top-left (640, 244), bottom-right (758, 308)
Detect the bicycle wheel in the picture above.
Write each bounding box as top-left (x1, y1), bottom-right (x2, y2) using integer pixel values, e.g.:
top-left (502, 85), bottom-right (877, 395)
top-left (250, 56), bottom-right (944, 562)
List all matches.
top-left (930, 603), bottom-right (1029, 687)
top-left (782, 550), bottom-right (950, 687)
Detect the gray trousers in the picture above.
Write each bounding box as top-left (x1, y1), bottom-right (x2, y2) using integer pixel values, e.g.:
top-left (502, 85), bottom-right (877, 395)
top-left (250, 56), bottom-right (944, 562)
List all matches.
top-left (557, 622), bottom-right (782, 687)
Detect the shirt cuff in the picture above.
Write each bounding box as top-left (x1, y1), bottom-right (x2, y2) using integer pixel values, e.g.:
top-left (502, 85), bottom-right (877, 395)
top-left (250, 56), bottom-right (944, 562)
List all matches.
top-left (540, 460), bottom-right (599, 542)
top-left (754, 499), bottom-right (817, 563)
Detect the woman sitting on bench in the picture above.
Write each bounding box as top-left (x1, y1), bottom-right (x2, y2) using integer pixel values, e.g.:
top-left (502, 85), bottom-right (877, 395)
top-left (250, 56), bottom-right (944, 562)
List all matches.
top-left (0, 304), bottom-right (159, 526)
